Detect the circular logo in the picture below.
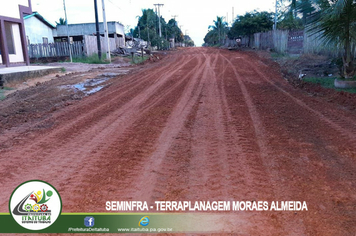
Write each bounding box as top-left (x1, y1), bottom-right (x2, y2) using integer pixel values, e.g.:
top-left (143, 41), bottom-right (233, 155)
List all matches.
top-left (9, 180), bottom-right (62, 230)
top-left (139, 216), bottom-right (150, 227)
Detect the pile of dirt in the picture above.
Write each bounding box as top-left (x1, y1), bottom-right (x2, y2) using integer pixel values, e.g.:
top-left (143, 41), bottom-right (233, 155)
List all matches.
top-left (260, 52), bottom-right (356, 111)
top-left (277, 54), bottom-right (339, 79)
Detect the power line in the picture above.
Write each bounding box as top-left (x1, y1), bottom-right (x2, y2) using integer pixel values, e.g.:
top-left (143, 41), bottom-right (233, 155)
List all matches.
top-left (107, 0), bottom-right (122, 11)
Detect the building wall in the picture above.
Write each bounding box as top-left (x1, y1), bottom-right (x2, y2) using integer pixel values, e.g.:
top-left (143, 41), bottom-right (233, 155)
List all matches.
top-left (24, 16), bottom-right (54, 44)
top-left (8, 23), bottom-right (24, 62)
top-left (54, 22), bottom-right (125, 37)
top-left (0, 0), bottom-right (31, 66)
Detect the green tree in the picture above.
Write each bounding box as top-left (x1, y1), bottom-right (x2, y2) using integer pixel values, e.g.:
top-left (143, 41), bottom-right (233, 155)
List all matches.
top-left (209, 16), bottom-right (228, 43)
top-left (166, 19), bottom-right (184, 43)
top-left (228, 11), bottom-right (274, 46)
top-left (183, 35), bottom-right (195, 47)
top-left (203, 30), bottom-right (219, 46)
top-left (132, 9), bottom-right (186, 49)
top-left (55, 17), bottom-right (66, 26)
top-left (306, 0), bottom-right (356, 78)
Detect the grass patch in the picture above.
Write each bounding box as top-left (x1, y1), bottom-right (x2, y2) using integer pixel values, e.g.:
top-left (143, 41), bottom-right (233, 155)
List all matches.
top-left (130, 55), bottom-right (149, 65)
top-left (0, 87), bottom-right (13, 100)
top-left (271, 52), bottom-right (289, 59)
top-left (72, 54), bottom-right (110, 64)
top-left (304, 77), bottom-right (356, 94)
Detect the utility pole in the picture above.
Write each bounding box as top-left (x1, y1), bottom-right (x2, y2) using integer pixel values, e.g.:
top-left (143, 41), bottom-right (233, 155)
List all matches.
top-left (171, 15), bottom-right (178, 29)
top-left (94, 0), bottom-right (101, 59)
top-left (154, 6), bottom-right (158, 36)
top-left (102, 0), bottom-right (111, 62)
top-left (274, 0), bottom-right (278, 30)
top-left (154, 3), bottom-right (164, 37)
top-left (63, 0), bottom-right (72, 63)
top-left (232, 7), bottom-right (234, 24)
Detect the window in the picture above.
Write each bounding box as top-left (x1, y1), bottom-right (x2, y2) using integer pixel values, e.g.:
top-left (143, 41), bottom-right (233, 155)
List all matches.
top-left (4, 22), bottom-right (15, 54)
top-left (43, 37), bottom-right (48, 44)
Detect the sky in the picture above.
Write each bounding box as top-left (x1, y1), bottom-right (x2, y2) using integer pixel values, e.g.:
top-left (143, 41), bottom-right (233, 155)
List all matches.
top-left (31, 0), bottom-right (277, 46)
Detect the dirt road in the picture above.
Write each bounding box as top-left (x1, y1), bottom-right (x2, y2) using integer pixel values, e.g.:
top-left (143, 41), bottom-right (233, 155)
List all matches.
top-left (1, 48), bottom-right (356, 235)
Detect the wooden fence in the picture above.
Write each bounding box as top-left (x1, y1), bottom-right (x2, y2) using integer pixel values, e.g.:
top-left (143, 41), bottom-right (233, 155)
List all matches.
top-left (28, 42), bottom-right (84, 58)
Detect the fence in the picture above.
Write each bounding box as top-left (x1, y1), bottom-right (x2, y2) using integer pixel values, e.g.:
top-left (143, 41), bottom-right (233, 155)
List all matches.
top-left (253, 30), bottom-right (300, 54)
top-left (28, 42), bottom-right (84, 58)
top-left (28, 35), bottom-right (119, 59)
top-left (83, 35), bottom-right (116, 56)
top-left (224, 29), bottom-right (355, 57)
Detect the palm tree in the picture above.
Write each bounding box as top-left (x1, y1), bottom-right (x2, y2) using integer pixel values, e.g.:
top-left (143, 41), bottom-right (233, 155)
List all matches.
top-left (209, 16), bottom-right (228, 44)
top-left (55, 17), bottom-right (66, 26)
top-left (307, 0), bottom-right (356, 78)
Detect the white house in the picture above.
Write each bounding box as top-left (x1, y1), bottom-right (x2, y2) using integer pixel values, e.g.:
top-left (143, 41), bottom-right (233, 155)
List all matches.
top-left (0, 0), bottom-right (32, 67)
top-left (24, 12), bottom-right (55, 45)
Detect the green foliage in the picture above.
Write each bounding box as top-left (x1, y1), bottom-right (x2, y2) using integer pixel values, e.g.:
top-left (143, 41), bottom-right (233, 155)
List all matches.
top-left (203, 30), bottom-right (219, 46)
top-left (167, 19), bottom-right (184, 43)
top-left (0, 87), bottom-right (13, 100)
top-left (132, 9), bottom-right (191, 49)
top-left (56, 17), bottom-right (66, 26)
top-left (228, 11), bottom-right (274, 40)
top-left (72, 54), bottom-right (109, 64)
top-left (304, 77), bottom-right (356, 93)
top-left (204, 16), bottom-right (228, 46)
top-left (209, 17), bottom-right (228, 41)
top-left (131, 55), bottom-right (149, 64)
top-left (277, 12), bottom-right (304, 30)
top-left (306, 0), bottom-right (356, 78)
top-left (184, 35), bottom-right (195, 47)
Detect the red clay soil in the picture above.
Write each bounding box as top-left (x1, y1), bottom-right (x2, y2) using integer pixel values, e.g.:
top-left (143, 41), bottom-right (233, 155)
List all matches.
top-left (1, 48), bottom-right (356, 235)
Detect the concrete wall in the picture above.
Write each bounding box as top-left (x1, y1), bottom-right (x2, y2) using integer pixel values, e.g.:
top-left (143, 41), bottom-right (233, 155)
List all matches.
top-left (54, 22), bottom-right (125, 37)
top-left (24, 16), bottom-right (54, 44)
top-left (0, 0), bottom-right (29, 19)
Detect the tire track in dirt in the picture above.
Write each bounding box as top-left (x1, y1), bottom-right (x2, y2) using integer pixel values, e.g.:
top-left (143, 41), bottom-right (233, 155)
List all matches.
top-left (223, 50), bottom-right (356, 235)
top-left (0, 53), bottom-right (188, 149)
top-left (1, 48), bottom-right (355, 235)
top-left (64, 48), bottom-right (207, 211)
top-left (237, 52), bottom-right (356, 141)
top-left (0, 54), bottom-right (193, 151)
top-left (125, 49), bottom-right (211, 202)
top-left (0, 51), bottom-right (198, 210)
top-left (220, 51), bottom-right (308, 235)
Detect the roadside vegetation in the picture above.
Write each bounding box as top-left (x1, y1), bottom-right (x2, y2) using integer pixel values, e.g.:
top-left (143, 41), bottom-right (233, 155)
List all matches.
top-left (131, 55), bottom-right (149, 65)
top-left (129, 9), bottom-right (194, 49)
top-left (71, 54), bottom-right (110, 64)
top-left (304, 77), bottom-right (356, 93)
top-left (0, 87), bottom-right (13, 100)
top-left (203, 0), bottom-right (356, 90)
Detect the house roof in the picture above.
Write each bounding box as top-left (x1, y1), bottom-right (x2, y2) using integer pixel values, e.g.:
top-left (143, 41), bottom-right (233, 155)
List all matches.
top-left (23, 12), bottom-right (55, 29)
